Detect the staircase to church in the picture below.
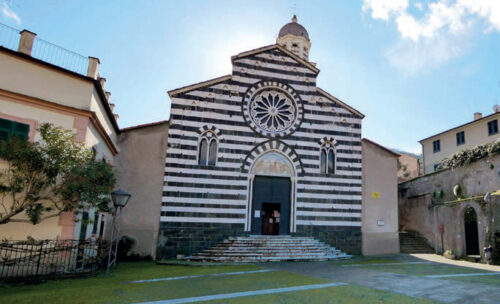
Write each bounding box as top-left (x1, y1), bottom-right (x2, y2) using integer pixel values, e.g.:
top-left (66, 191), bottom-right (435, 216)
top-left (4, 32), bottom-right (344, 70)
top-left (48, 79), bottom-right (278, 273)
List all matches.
top-left (187, 235), bottom-right (351, 262)
top-left (399, 231), bottom-right (434, 254)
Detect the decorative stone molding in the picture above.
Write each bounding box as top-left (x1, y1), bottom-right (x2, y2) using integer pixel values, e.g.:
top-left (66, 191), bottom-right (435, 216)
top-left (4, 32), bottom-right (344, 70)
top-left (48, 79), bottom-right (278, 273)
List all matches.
top-left (241, 139), bottom-right (304, 174)
top-left (242, 81), bottom-right (303, 138)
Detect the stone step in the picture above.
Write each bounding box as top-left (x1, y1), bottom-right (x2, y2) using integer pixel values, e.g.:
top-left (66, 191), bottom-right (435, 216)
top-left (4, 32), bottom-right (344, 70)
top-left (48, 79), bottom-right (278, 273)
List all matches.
top-left (399, 231), bottom-right (434, 254)
top-left (189, 254), bottom-right (351, 262)
top-left (199, 250), bottom-right (342, 255)
top-left (187, 236), bottom-right (351, 263)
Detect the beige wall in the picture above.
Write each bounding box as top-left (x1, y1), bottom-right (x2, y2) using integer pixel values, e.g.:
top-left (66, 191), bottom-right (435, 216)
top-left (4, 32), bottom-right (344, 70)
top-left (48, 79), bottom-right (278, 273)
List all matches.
top-left (422, 113), bottom-right (500, 174)
top-left (398, 153), bottom-right (420, 182)
top-left (362, 139), bottom-right (400, 256)
top-left (0, 52), bottom-right (93, 110)
top-left (0, 49), bottom-right (118, 241)
top-left (113, 122), bottom-right (169, 258)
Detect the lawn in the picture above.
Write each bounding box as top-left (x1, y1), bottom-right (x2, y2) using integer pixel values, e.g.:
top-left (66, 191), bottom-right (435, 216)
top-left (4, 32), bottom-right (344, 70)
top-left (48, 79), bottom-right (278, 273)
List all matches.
top-left (204, 285), bottom-right (439, 304)
top-left (0, 261), bottom-right (442, 304)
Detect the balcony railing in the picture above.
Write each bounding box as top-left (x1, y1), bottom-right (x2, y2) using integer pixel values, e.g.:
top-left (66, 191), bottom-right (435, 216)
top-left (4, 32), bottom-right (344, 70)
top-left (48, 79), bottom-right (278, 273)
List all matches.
top-left (0, 22), bottom-right (90, 76)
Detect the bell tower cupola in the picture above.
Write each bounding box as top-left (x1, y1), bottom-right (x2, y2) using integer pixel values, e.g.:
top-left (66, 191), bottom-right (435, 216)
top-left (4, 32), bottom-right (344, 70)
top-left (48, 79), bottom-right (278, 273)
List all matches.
top-left (277, 15), bottom-right (311, 60)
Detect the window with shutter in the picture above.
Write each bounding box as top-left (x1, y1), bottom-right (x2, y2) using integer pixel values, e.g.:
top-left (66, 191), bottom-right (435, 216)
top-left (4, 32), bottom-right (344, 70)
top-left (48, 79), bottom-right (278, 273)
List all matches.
top-left (0, 118), bottom-right (30, 141)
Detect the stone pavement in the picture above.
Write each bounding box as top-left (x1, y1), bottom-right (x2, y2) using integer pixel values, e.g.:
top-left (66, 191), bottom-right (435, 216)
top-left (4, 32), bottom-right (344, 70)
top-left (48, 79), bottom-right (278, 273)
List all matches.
top-left (411, 253), bottom-right (500, 271)
top-left (264, 258), bottom-right (500, 304)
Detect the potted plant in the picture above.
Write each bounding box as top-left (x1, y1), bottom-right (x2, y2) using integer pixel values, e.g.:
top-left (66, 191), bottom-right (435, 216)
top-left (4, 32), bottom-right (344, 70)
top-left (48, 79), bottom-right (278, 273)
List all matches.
top-left (443, 250), bottom-right (455, 260)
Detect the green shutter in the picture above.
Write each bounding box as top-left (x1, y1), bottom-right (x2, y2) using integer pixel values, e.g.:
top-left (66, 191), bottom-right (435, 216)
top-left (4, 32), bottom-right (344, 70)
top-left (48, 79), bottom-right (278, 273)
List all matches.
top-left (0, 119), bottom-right (30, 141)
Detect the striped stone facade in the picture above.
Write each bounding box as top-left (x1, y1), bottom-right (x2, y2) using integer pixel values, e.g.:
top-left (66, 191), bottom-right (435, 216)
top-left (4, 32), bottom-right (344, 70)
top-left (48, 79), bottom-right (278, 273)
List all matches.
top-left (158, 45), bottom-right (363, 258)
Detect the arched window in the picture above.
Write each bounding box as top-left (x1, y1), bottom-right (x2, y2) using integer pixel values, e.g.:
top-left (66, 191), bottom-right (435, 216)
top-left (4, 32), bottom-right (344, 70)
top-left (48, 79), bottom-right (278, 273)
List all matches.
top-left (198, 131), bottom-right (217, 166)
top-left (328, 150), bottom-right (334, 173)
top-left (208, 139), bottom-right (217, 166)
top-left (320, 142), bottom-right (336, 174)
top-left (320, 149), bottom-right (327, 173)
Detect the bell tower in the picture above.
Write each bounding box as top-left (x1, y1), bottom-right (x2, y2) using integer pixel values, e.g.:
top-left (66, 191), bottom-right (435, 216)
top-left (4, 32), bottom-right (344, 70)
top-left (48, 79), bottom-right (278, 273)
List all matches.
top-left (277, 15), bottom-right (311, 60)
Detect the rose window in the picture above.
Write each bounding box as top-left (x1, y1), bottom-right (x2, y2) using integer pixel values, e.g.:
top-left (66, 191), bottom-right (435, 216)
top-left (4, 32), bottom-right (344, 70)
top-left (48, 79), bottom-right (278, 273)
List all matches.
top-left (250, 91), bottom-right (296, 133)
top-left (242, 81), bottom-right (303, 138)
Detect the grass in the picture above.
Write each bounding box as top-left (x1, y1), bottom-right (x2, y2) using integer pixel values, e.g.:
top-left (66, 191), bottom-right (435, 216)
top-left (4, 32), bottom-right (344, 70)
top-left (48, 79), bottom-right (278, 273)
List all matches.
top-left (1, 262), bottom-right (270, 304)
top-left (5, 260), bottom-right (496, 304)
top-left (1, 262), bottom-right (330, 304)
top-left (205, 285), bottom-right (440, 304)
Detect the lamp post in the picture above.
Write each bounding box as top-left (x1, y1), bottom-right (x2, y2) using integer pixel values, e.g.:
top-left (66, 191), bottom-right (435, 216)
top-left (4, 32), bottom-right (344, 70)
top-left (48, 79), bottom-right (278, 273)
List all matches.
top-left (107, 189), bottom-right (131, 271)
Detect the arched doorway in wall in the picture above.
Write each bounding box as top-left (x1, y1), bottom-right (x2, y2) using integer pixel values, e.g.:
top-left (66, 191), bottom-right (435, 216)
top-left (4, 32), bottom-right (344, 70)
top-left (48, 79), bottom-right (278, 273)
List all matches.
top-left (248, 151), bottom-right (295, 236)
top-left (464, 206), bottom-right (480, 256)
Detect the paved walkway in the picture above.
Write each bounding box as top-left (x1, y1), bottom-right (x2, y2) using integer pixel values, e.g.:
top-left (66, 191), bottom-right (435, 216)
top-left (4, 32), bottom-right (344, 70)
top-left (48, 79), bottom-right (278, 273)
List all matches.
top-left (265, 260), bottom-right (500, 304)
top-left (411, 253), bottom-right (500, 271)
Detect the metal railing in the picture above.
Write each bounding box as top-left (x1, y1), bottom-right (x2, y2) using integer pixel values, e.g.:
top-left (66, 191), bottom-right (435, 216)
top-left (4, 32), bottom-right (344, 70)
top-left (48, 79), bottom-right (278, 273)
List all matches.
top-left (31, 37), bottom-right (89, 75)
top-left (0, 23), bottom-right (20, 51)
top-left (0, 22), bottom-right (89, 76)
top-left (0, 239), bottom-right (110, 283)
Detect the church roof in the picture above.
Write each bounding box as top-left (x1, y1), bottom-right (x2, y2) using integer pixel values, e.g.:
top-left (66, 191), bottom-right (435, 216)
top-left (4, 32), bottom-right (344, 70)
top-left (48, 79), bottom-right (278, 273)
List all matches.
top-left (316, 87), bottom-right (365, 119)
top-left (168, 74), bottom-right (231, 97)
top-left (231, 44), bottom-right (319, 74)
top-left (278, 15), bottom-right (310, 41)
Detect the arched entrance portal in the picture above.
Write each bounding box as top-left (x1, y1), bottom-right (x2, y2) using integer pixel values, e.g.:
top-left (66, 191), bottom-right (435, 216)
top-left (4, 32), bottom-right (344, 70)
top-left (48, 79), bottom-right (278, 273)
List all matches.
top-left (248, 151), bottom-right (295, 235)
top-left (464, 206), bottom-right (480, 255)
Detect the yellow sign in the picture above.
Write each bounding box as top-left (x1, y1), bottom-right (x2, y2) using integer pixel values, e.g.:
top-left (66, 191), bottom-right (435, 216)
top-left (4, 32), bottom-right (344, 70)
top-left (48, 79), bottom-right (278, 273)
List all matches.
top-left (371, 192), bottom-right (381, 199)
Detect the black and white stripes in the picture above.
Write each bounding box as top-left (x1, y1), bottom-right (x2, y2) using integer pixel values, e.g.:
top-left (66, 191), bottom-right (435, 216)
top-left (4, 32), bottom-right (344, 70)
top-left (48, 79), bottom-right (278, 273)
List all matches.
top-left (163, 45), bottom-right (363, 229)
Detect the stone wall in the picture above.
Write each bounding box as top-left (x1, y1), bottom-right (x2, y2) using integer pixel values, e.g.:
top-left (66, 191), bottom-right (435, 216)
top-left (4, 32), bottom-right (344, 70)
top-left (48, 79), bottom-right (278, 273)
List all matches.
top-left (157, 222), bottom-right (247, 259)
top-left (399, 155), bottom-right (500, 260)
top-left (294, 225), bottom-right (362, 254)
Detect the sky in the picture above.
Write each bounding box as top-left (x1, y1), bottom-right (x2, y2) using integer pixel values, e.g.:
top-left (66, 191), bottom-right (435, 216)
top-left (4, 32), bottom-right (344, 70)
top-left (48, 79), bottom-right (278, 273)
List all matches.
top-left (1, 0), bottom-right (499, 154)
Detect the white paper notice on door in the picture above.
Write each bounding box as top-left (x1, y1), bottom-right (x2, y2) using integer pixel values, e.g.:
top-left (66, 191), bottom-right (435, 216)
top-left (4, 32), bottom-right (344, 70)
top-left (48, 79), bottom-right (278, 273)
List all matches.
top-left (254, 210), bottom-right (260, 218)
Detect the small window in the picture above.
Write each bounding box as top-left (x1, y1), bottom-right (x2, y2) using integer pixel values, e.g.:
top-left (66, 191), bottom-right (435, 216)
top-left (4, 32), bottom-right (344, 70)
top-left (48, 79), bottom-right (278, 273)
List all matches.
top-left (433, 140), bottom-right (440, 153)
top-left (327, 150), bottom-right (335, 174)
top-left (320, 143), bottom-right (336, 174)
top-left (488, 120), bottom-right (498, 136)
top-left (198, 131), bottom-right (217, 166)
top-left (0, 118), bottom-right (29, 142)
top-left (456, 131), bottom-right (465, 145)
top-left (208, 139), bottom-right (217, 166)
top-left (92, 212), bottom-right (99, 234)
top-left (320, 149), bottom-right (326, 173)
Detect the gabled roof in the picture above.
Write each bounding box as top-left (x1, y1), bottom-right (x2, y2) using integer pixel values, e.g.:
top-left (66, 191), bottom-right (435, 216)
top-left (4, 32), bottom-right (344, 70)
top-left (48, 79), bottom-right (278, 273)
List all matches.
top-left (231, 44), bottom-right (320, 74)
top-left (168, 75), bottom-right (232, 97)
top-left (362, 138), bottom-right (401, 158)
top-left (316, 87), bottom-right (365, 119)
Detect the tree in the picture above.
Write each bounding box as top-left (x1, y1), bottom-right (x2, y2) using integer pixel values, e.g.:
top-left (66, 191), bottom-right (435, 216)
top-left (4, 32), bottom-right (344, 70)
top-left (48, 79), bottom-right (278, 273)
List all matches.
top-left (0, 123), bottom-right (116, 225)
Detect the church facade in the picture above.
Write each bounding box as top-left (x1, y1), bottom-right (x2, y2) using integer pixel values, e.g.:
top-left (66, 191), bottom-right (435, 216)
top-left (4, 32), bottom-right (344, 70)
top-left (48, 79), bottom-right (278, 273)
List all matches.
top-left (157, 17), bottom-right (364, 259)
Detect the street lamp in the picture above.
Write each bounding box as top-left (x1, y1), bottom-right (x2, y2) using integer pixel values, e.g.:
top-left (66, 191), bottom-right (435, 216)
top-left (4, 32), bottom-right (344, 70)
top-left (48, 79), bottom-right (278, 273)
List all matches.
top-left (107, 189), bottom-right (131, 271)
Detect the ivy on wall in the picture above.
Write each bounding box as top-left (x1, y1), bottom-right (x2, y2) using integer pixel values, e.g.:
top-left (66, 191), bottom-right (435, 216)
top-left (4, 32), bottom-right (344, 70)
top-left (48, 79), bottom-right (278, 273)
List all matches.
top-left (438, 140), bottom-right (500, 170)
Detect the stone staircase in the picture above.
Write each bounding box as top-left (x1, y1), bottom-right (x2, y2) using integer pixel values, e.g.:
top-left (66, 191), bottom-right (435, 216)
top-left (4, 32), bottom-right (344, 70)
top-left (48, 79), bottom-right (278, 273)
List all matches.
top-left (399, 231), bottom-right (434, 253)
top-left (187, 235), bottom-right (351, 262)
